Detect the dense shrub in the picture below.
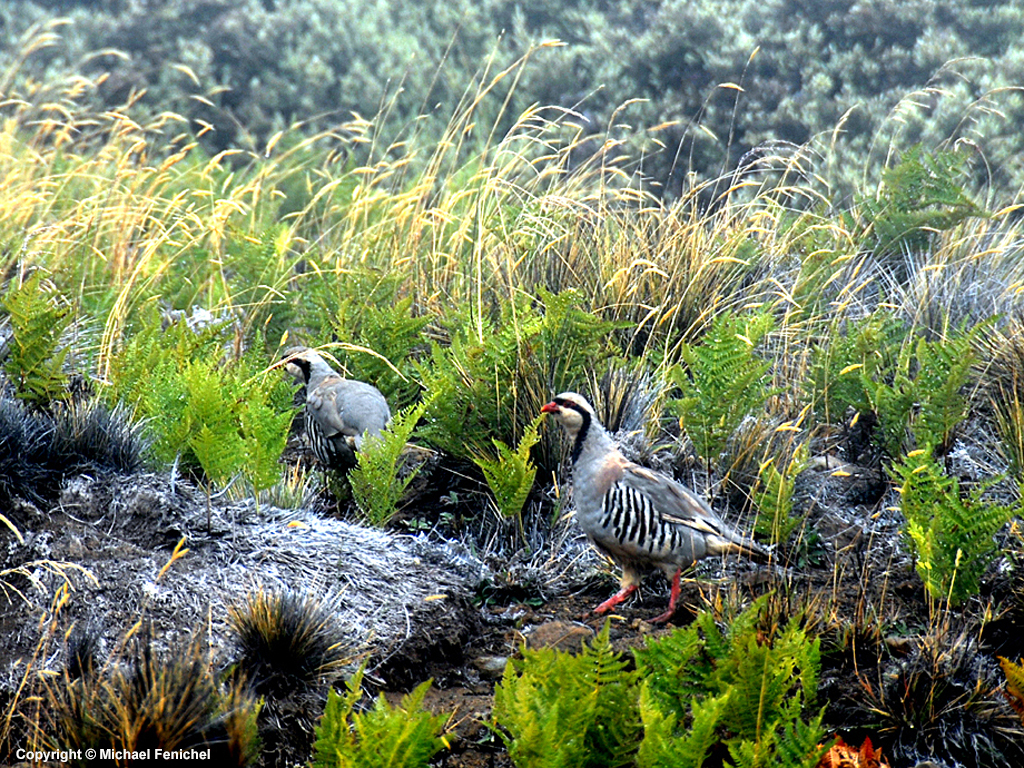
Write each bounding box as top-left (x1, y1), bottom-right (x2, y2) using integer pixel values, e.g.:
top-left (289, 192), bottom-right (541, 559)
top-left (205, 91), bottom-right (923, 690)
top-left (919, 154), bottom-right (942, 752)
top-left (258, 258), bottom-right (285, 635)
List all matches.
top-left (3, 1), bottom-right (1024, 196)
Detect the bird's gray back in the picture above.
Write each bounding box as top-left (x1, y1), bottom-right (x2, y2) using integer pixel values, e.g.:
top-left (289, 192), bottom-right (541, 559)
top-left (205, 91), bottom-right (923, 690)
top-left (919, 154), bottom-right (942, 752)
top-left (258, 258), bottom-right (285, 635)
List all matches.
top-left (308, 377), bottom-right (390, 440)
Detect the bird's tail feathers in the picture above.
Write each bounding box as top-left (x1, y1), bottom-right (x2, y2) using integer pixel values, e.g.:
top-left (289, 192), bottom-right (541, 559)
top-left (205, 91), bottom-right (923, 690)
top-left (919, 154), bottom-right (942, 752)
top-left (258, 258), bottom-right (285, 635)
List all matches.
top-left (707, 532), bottom-right (769, 563)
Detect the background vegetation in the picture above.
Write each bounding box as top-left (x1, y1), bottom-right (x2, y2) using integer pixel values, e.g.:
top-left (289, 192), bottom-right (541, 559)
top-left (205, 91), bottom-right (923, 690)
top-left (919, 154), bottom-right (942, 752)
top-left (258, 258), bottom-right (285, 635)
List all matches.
top-left (3, 0), bottom-right (1024, 198)
top-left (4, 3), bottom-right (1024, 766)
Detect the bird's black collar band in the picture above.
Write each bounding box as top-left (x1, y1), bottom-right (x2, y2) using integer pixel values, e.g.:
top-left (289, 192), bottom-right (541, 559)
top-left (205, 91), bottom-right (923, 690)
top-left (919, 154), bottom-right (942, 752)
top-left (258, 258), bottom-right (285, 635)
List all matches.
top-left (290, 357), bottom-right (312, 383)
top-left (568, 403), bottom-right (591, 465)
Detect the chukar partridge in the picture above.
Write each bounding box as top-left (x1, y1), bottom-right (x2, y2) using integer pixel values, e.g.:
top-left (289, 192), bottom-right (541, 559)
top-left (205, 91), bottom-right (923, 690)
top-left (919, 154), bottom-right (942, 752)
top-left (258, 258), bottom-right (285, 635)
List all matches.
top-left (282, 346), bottom-right (391, 470)
top-left (541, 391), bottom-right (767, 623)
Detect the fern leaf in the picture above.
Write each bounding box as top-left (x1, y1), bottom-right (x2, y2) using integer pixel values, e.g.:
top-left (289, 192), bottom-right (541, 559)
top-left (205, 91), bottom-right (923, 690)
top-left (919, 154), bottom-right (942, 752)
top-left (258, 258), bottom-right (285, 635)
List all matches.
top-left (349, 399), bottom-right (429, 527)
top-left (473, 413), bottom-right (543, 519)
top-left (894, 451), bottom-right (1015, 604)
top-left (1, 272), bottom-right (73, 405)
top-left (313, 665), bottom-right (446, 768)
top-left (668, 311), bottom-right (774, 463)
top-left (772, 704), bottom-right (829, 768)
top-left (493, 621), bottom-right (640, 768)
top-left (753, 444), bottom-right (809, 545)
top-left (637, 685), bottom-right (727, 768)
top-left (999, 657), bottom-right (1024, 722)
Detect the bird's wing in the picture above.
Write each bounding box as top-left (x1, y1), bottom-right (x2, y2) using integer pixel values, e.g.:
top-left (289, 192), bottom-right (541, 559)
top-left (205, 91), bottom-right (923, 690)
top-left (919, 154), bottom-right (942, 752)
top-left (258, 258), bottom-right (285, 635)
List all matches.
top-left (619, 463), bottom-right (735, 539)
top-left (307, 377), bottom-right (357, 439)
top-left (308, 377), bottom-right (390, 439)
top-left (621, 463), bottom-right (767, 559)
top-left (343, 387), bottom-right (391, 434)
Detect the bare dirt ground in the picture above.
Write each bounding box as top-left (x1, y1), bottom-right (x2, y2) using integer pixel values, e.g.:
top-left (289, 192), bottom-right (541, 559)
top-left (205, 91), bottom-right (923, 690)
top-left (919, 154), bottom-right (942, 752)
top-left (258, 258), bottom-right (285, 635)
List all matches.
top-left (3, 420), bottom-right (1024, 767)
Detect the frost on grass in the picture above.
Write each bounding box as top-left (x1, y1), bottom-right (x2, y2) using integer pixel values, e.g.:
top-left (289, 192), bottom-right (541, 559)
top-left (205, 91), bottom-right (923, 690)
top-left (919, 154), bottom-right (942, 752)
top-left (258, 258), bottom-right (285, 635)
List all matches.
top-left (0, 470), bottom-right (488, 693)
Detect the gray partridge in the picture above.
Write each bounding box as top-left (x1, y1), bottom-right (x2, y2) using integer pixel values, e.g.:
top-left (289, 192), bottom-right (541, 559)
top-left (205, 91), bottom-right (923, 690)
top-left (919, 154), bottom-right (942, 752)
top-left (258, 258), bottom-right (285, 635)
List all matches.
top-left (282, 346), bottom-right (391, 470)
top-left (541, 391), bottom-right (767, 622)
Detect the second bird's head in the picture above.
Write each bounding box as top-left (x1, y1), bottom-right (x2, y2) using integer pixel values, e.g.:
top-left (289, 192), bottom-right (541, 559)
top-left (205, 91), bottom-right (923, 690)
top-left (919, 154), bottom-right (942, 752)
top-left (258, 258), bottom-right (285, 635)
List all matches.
top-left (281, 346), bottom-right (321, 384)
top-left (541, 391), bottom-right (596, 436)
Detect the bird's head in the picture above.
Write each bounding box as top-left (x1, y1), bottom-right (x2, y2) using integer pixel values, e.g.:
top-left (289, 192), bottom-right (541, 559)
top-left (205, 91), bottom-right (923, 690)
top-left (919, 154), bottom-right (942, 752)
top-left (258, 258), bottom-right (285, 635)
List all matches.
top-left (541, 392), bottom-right (596, 436)
top-left (280, 346), bottom-right (317, 384)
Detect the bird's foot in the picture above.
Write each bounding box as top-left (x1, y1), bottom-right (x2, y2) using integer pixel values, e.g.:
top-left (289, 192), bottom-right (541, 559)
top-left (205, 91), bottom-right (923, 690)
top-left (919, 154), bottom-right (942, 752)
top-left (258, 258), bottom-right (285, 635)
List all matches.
top-left (586, 585), bottom-right (638, 618)
top-left (649, 568), bottom-right (683, 624)
top-left (649, 607), bottom-right (678, 624)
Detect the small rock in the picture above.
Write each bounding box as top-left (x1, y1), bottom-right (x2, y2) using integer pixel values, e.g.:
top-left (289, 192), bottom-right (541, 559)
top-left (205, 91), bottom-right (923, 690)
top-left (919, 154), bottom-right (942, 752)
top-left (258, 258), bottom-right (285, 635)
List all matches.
top-left (471, 655), bottom-right (508, 679)
top-left (884, 635), bottom-right (913, 654)
top-left (632, 619), bottom-right (656, 634)
top-left (524, 621), bottom-right (594, 652)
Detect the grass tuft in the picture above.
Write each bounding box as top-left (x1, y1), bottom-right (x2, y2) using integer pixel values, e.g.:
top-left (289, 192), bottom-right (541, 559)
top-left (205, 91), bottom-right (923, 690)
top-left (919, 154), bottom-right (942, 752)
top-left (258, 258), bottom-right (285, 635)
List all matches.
top-left (858, 633), bottom-right (1024, 767)
top-left (227, 588), bottom-right (350, 697)
top-left (44, 634), bottom-right (261, 767)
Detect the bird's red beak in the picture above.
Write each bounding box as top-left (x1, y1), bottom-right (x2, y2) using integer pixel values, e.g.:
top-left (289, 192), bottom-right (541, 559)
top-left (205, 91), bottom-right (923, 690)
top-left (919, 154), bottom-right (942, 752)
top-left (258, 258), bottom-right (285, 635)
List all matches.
top-left (540, 402), bottom-right (560, 414)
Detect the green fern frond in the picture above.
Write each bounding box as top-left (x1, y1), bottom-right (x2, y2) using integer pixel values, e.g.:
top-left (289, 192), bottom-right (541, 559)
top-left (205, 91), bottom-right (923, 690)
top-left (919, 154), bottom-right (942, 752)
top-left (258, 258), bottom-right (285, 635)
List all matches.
top-left (909, 329), bottom-right (979, 453)
top-left (635, 615), bottom-right (715, 721)
top-left (727, 703), bottom-right (829, 768)
top-left (312, 664), bottom-right (446, 768)
top-left (859, 145), bottom-right (986, 258)
top-left (183, 362), bottom-right (245, 486)
top-left (322, 277), bottom-right (430, 407)
top-left (809, 310), bottom-right (908, 427)
top-left (894, 451), bottom-right (1016, 604)
top-left (1, 271), bottom-right (73, 406)
top-left (349, 398), bottom-right (429, 527)
top-left (240, 397), bottom-right (294, 493)
top-left (773, 707), bottom-right (831, 768)
top-left (636, 597), bottom-right (824, 768)
top-left (809, 309), bottom-right (981, 458)
top-left (637, 685), bottom-right (727, 768)
top-left (753, 443), bottom-right (809, 545)
top-left (417, 288), bottom-right (622, 470)
top-left (473, 413), bottom-right (543, 520)
top-left (104, 312), bottom-right (293, 491)
top-left (492, 621), bottom-right (640, 768)
top-left (668, 311), bottom-right (775, 464)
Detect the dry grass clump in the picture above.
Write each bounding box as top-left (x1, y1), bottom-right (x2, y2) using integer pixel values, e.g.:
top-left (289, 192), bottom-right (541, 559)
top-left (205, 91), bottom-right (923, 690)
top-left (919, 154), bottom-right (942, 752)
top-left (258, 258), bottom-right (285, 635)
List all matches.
top-left (857, 632), bottom-right (1024, 768)
top-left (227, 588), bottom-right (350, 697)
top-left (42, 633), bottom-right (260, 767)
top-left (0, 397), bottom-right (146, 516)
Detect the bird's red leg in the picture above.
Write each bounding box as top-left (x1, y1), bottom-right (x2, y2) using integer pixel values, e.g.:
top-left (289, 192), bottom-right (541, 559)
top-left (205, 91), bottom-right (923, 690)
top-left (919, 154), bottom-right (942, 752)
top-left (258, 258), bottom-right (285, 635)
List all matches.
top-left (590, 584), bottom-right (638, 616)
top-left (650, 569), bottom-right (682, 624)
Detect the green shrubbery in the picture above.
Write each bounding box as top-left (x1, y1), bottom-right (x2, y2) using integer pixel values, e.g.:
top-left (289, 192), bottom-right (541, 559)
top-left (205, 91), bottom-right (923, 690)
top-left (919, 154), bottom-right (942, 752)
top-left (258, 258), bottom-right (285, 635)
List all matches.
top-left (105, 310), bottom-right (293, 494)
top-left (490, 600), bottom-right (827, 768)
top-left (4, 1), bottom-right (1024, 197)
